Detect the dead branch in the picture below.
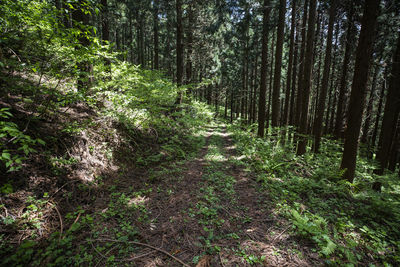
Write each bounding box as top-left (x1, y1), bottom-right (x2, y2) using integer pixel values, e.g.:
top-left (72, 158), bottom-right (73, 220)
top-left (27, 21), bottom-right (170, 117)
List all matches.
top-left (89, 238), bottom-right (190, 267)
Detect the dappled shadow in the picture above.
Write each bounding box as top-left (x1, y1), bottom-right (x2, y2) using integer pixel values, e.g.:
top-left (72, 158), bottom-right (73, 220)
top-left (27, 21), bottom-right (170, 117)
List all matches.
top-left (1, 105), bottom-right (321, 266)
top-left (0, 73), bottom-right (132, 247)
top-left (86, 125), bottom-right (321, 266)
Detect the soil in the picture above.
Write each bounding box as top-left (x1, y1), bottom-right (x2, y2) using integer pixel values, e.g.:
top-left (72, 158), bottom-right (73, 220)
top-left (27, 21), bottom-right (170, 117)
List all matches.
top-left (97, 124), bottom-right (321, 267)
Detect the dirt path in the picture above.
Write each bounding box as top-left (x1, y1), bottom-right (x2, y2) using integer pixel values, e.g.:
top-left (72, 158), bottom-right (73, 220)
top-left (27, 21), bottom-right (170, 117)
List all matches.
top-left (95, 123), bottom-right (317, 266)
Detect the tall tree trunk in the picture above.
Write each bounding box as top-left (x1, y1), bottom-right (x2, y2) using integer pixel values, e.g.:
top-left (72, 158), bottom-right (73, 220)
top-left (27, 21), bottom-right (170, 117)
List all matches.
top-left (340, 0), bottom-right (379, 182)
top-left (249, 56), bottom-right (255, 123)
top-left (230, 88), bottom-right (234, 123)
top-left (371, 73), bottom-right (386, 152)
top-left (224, 86), bottom-right (228, 119)
top-left (334, 6), bottom-right (355, 139)
top-left (153, 0), bottom-right (159, 70)
top-left (294, 0), bottom-right (309, 139)
top-left (266, 31), bottom-right (275, 135)
top-left (361, 62), bottom-right (380, 144)
top-left (72, 0), bottom-right (91, 91)
top-left (289, 20), bottom-right (299, 127)
top-left (101, 0), bottom-right (111, 76)
top-left (165, 11), bottom-right (173, 77)
top-left (375, 32), bottom-right (400, 174)
top-left (309, 10), bottom-right (322, 133)
top-left (175, 0), bottom-right (184, 104)
top-left (312, 0), bottom-right (337, 153)
top-left (245, 38), bottom-right (250, 122)
top-left (271, 0), bottom-right (286, 127)
top-left (186, 2), bottom-right (194, 87)
top-left (388, 119), bottom-right (399, 171)
top-left (257, 0), bottom-right (271, 137)
top-left (282, 0), bottom-right (296, 144)
top-left (296, 0), bottom-right (316, 155)
top-left (252, 49), bottom-right (259, 124)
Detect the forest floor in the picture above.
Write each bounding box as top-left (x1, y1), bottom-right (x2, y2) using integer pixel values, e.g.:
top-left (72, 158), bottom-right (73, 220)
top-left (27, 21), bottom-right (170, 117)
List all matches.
top-left (2, 95), bottom-right (398, 266)
top-left (1, 72), bottom-right (325, 266)
top-left (89, 122), bottom-right (321, 266)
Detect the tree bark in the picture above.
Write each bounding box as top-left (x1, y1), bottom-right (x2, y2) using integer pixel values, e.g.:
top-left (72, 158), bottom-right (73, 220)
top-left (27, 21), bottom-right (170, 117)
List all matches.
top-left (361, 62), bottom-right (380, 144)
top-left (282, 0), bottom-right (296, 144)
top-left (375, 31), bottom-right (400, 174)
top-left (153, 0), bottom-right (159, 70)
top-left (296, 0), bottom-right (316, 155)
top-left (294, 0), bottom-right (308, 140)
top-left (289, 19), bottom-right (299, 128)
top-left (371, 71), bottom-right (386, 151)
top-left (72, 0), bottom-right (91, 91)
top-left (388, 119), bottom-right (399, 171)
top-left (334, 6), bottom-right (355, 139)
top-left (185, 2), bottom-right (194, 86)
top-left (175, 0), bottom-right (184, 104)
top-left (340, 0), bottom-right (379, 182)
top-left (266, 31), bottom-right (275, 135)
top-left (257, 0), bottom-right (271, 137)
top-left (312, 0), bottom-right (337, 153)
top-left (271, 0), bottom-right (286, 127)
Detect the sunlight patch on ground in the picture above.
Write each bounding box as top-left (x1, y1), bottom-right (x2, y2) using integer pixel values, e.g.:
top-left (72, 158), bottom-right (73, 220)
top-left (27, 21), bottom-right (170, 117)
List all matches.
top-left (232, 155), bottom-right (246, 161)
top-left (213, 131), bottom-right (232, 137)
top-left (205, 154), bottom-right (228, 162)
top-left (225, 145), bottom-right (236, 150)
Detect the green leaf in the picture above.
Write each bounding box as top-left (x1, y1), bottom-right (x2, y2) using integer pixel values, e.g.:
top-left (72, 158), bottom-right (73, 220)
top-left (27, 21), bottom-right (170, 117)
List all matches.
top-left (2, 152), bottom-right (11, 160)
top-left (37, 138), bottom-right (46, 145)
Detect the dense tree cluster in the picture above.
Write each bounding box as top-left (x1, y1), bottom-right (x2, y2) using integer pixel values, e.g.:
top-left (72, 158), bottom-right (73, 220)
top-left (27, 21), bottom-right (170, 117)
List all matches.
top-left (2, 0), bottom-right (399, 182)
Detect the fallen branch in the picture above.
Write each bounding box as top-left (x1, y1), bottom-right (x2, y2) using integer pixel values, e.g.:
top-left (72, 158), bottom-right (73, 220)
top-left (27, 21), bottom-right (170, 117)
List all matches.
top-left (49, 202), bottom-right (63, 239)
top-left (89, 238), bottom-right (190, 267)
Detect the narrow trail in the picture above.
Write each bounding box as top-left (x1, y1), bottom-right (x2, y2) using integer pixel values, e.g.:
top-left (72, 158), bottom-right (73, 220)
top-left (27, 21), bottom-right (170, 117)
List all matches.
top-left (105, 122), bottom-right (317, 266)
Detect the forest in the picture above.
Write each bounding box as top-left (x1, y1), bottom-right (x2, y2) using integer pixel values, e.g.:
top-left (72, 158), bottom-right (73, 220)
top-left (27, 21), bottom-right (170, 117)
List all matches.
top-left (0, 0), bottom-right (399, 266)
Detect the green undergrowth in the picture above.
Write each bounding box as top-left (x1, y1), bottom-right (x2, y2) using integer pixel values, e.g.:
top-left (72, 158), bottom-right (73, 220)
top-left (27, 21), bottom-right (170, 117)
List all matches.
top-left (1, 19), bottom-right (214, 263)
top-left (95, 63), bottom-right (213, 166)
top-left (1, 97), bottom-right (213, 267)
top-left (226, 121), bottom-right (400, 266)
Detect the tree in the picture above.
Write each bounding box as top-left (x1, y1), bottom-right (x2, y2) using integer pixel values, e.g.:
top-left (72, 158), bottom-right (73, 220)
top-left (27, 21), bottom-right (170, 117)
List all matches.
top-left (294, 0), bottom-right (308, 138)
top-left (371, 69), bottom-right (387, 152)
top-left (72, 0), bottom-right (92, 91)
top-left (257, 0), bottom-right (271, 137)
top-left (312, 0), bottom-right (337, 153)
top-left (334, 5), bottom-right (355, 139)
top-left (185, 1), bottom-right (194, 85)
top-left (153, 0), bottom-right (159, 70)
top-left (296, 0), bottom-right (316, 155)
top-left (340, 0), bottom-right (380, 182)
top-left (282, 0), bottom-right (296, 130)
top-left (271, 0), bottom-right (286, 127)
top-left (375, 31), bottom-right (400, 175)
top-left (175, 0), bottom-right (184, 104)
top-left (361, 61), bottom-right (381, 145)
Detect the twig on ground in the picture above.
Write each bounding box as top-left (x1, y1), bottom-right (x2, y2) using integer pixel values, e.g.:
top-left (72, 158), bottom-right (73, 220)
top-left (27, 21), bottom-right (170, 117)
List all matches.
top-left (90, 238), bottom-right (190, 267)
top-left (118, 250), bottom-right (156, 262)
top-left (50, 202), bottom-right (63, 239)
top-left (50, 180), bottom-right (79, 198)
top-left (219, 252), bottom-right (226, 267)
top-left (271, 225), bottom-right (291, 243)
top-left (72, 212), bottom-right (81, 225)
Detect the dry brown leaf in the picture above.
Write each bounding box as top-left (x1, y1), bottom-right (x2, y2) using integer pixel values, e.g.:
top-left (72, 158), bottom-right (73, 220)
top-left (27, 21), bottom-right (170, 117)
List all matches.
top-left (195, 255), bottom-right (211, 267)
